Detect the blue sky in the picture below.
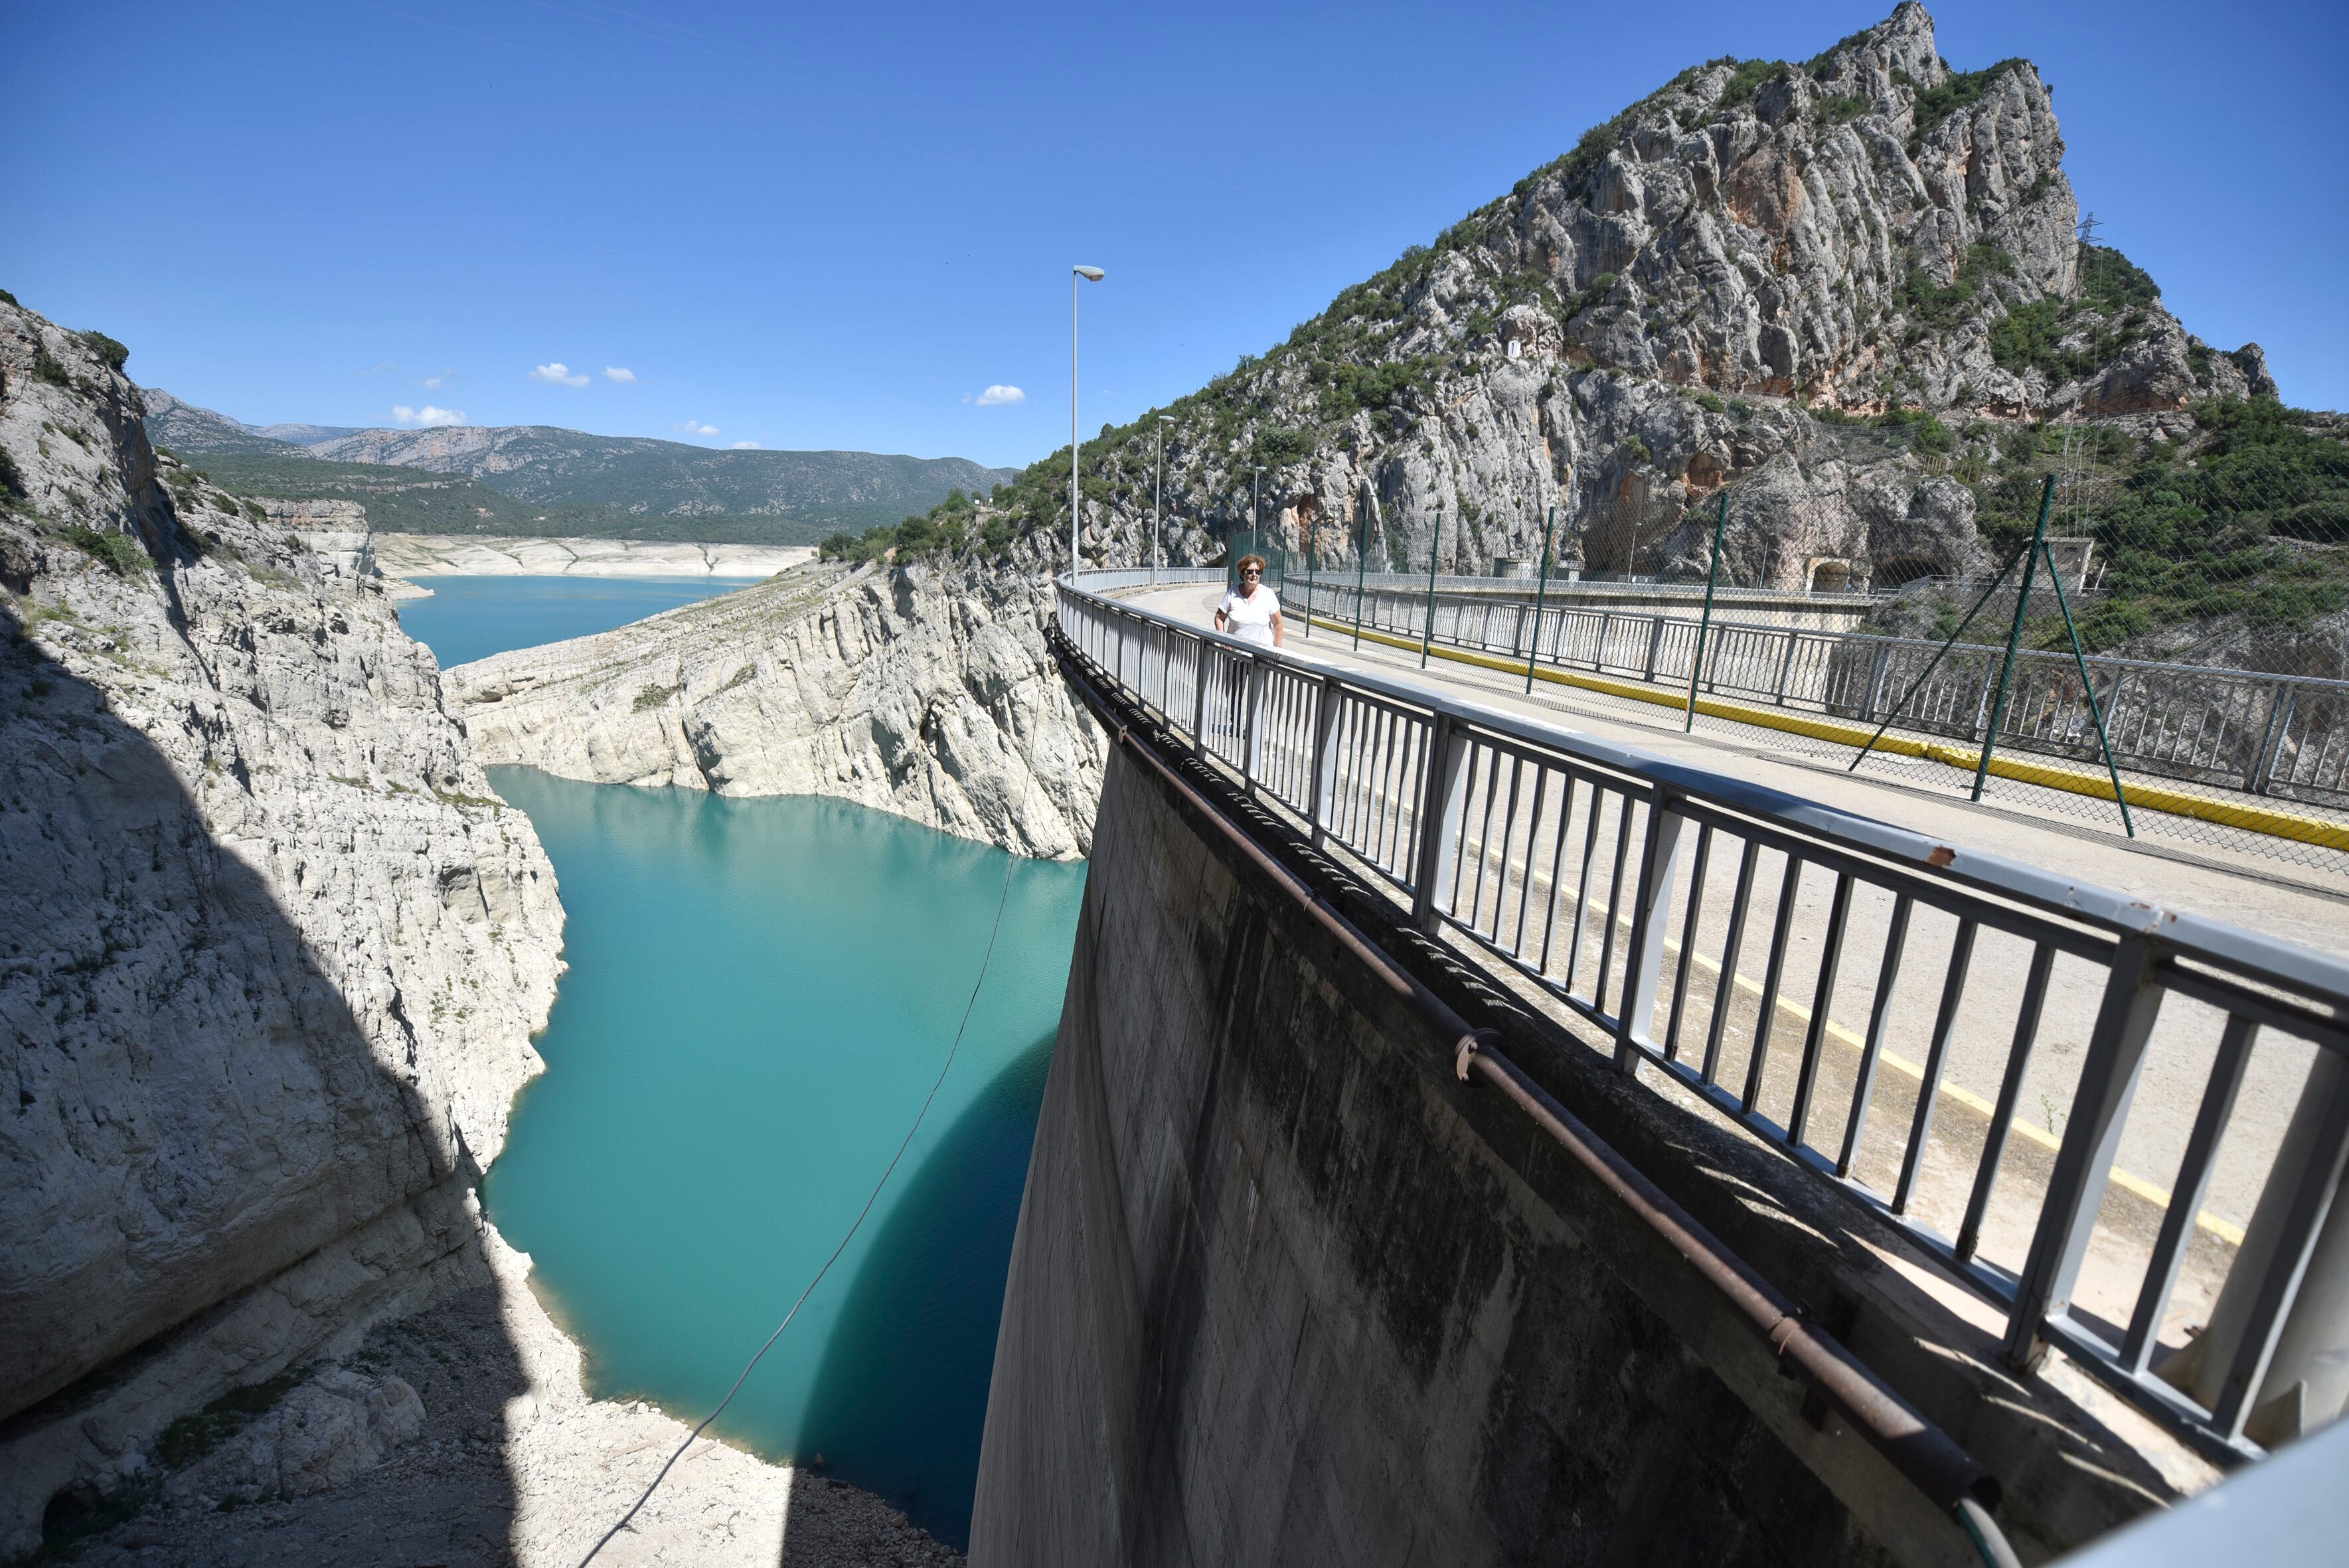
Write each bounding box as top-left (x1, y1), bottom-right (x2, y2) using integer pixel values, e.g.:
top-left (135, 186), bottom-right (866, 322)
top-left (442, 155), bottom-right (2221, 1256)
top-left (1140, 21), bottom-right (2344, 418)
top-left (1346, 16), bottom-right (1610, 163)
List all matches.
top-left (4, 1), bottom-right (2342, 468)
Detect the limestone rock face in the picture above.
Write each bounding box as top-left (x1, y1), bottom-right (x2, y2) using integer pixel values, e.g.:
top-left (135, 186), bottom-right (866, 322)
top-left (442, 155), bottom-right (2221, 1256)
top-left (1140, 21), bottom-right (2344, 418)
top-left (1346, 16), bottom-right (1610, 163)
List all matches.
top-left (1050, 5), bottom-right (2273, 594)
top-left (447, 562), bottom-right (1105, 858)
top-left (162, 1370), bottom-right (427, 1507)
top-left (0, 298), bottom-right (563, 1552)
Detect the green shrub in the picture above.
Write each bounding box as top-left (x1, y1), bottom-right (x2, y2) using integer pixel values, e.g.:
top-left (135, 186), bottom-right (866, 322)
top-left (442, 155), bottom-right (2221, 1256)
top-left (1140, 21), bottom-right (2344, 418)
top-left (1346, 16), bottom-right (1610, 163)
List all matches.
top-left (632, 682), bottom-right (680, 711)
top-left (0, 287), bottom-right (17, 307)
top-left (33, 349), bottom-right (70, 386)
top-left (1252, 426), bottom-right (1313, 467)
top-left (1986, 299), bottom-right (2072, 376)
top-left (1817, 94), bottom-right (1869, 126)
top-left (1907, 59), bottom-right (2028, 153)
top-left (79, 330), bottom-right (129, 372)
top-left (1319, 354), bottom-right (1441, 422)
top-left (61, 524), bottom-right (150, 576)
top-left (1694, 392), bottom-right (1726, 414)
top-left (2077, 244), bottom-right (2160, 311)
top-left (0, 445), bottom-right (23, 497)
top-left (1718, 58), bottom-right (1787, 106)
top-left (1561, 272), bottom-right (1617, 319)
top-left (1901, 244), bottom-right (2013, 329)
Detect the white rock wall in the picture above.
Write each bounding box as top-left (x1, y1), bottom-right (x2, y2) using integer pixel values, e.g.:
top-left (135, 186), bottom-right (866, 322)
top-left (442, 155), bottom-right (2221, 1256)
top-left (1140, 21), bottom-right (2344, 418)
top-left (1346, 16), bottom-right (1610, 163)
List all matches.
top-left (0, 299), bottom-right (565, 1553)
top-left (449, 562), bottom-right (1106, 858)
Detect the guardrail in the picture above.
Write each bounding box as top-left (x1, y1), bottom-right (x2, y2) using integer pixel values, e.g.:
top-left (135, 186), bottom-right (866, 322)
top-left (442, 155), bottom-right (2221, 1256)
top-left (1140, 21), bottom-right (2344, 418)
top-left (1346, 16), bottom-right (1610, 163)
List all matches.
top-left (1301, 570), bottom-right (1893, 606)
top-left (1058, 570), bottom-right (2349, 1468)
top-left (1292, 579), bottom-right (2349, 812)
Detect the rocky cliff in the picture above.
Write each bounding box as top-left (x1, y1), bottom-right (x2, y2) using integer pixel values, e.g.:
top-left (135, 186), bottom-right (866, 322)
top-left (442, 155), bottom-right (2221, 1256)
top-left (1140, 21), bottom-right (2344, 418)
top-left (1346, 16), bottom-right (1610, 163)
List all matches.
top-left (447, 564), bottom-right (1105, 858)
top-left (0, 298), bottom-right (566, 1551)
top-left (969, 3), bottom-right (2278, 599)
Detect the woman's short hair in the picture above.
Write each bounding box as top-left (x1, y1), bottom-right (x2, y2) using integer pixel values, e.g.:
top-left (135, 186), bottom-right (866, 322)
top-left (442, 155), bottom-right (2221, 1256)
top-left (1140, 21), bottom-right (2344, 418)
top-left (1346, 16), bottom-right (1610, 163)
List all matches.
top-left (1236, 553), bottom-right (1268, 576)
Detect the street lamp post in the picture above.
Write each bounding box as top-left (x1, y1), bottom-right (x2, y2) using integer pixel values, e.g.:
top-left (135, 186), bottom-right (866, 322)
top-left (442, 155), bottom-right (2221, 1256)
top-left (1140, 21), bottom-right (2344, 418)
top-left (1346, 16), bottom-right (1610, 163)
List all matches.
top-left (1070, 265), bottom-right (1105, 580)
top-left (1153, 415), bottom-right (1174, 585)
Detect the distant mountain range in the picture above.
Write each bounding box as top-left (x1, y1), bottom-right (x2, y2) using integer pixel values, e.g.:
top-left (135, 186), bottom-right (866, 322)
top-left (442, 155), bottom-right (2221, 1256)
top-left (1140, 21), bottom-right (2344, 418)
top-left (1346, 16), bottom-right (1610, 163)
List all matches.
top-left (144, 390), bottom-right (1017, 545)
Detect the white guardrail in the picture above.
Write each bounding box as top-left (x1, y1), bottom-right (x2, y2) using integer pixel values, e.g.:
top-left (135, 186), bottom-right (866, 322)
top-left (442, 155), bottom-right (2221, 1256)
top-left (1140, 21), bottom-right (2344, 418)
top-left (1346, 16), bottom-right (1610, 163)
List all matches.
top-left (1056, 569), bottom-right (2349, 1470)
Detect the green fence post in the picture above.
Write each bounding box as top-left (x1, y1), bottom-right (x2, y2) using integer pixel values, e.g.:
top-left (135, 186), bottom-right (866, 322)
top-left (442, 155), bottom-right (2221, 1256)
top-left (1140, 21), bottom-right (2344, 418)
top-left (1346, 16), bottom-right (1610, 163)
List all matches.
top-left (2039, 535), bottom-right (2135, 836)
top-left (1419, 511), bottom-right (1443, 670)
top-left (1525, 503), bottom-right (1558, 694)
top-left (1846, 544), bottom-right (2026, 773)
top-left (1684, 492), bottom-right (1730, 732)
top-left (1970, 472), bottom-right (2057, 803)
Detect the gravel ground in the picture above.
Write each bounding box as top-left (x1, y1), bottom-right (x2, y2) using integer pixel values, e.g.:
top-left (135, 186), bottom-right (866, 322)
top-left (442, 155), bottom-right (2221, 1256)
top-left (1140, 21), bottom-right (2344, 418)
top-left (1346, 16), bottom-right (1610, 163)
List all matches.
top-left (51, 1228), bottom-right (963, 1568)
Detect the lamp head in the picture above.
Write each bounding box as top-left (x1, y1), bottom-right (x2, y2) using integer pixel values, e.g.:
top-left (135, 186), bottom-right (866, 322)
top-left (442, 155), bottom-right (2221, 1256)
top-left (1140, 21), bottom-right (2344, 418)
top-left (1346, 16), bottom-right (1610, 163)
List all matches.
top-left (1074, 266), bottom-right (1105, 281)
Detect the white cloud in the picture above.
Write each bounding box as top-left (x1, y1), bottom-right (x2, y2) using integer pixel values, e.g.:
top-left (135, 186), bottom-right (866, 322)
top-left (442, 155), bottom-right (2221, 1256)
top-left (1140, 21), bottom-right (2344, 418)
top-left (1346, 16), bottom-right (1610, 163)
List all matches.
top-left (973, 384), bottom-right (1025, 406)
top-left (529, 362), bottom-right (591, 387)
top-left (602, 366), bottom-right (637, 384)
top-left (422, 375), bottom-right (444, 389)
top-left (392, 404), bottom-right (468, 427)
top-left (730, 440), bottom-right (762, 449)
top-left (675, 420), bottom-right (720, 437)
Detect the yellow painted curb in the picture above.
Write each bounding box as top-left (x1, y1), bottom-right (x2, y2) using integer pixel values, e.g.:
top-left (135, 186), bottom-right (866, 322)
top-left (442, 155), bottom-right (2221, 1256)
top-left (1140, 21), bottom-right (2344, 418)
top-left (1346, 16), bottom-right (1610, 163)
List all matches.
top-left (1309, 615), bottom-right (2349, 854)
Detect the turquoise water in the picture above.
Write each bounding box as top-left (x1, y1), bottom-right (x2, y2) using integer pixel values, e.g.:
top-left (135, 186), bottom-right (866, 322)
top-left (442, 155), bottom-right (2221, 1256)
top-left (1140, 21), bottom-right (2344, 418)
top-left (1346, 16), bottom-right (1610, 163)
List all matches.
top-left (395, 575), bottom-right (759, 666)
top-left (479, 767), bottom-right (1085, 1549)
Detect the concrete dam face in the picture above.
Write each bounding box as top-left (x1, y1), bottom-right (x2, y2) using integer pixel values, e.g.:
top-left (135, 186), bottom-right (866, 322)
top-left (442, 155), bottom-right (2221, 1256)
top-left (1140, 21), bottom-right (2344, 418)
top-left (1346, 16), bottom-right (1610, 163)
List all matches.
top-left (969, 732), bottom-right (2180, 1566)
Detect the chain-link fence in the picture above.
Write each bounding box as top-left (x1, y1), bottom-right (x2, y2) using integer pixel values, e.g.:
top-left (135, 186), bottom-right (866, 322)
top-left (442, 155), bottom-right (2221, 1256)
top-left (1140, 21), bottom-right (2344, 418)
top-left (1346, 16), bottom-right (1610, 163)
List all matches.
top-left (1285, 404), bottom-right (2349, 874)
top-left (1813, 407), bottom-right (2349, 870)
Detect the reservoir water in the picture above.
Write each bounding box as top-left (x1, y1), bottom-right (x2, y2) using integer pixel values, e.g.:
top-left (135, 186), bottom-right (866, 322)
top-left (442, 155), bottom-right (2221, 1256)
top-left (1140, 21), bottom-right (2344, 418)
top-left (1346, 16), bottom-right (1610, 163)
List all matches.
top-left (481, 772), bottom-right (1082, 1551)
top-left (394, 574), bottom-right (759, 667)
top-left (400, 576), bottom-right (1082, 1550)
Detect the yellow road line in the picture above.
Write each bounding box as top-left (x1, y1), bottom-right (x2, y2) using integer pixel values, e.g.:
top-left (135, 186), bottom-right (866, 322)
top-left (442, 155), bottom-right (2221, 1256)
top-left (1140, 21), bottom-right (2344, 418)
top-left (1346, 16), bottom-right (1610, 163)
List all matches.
top-left (1308, 615), bottom-right (2349, 854)
top-left (1417, 788), bottom-right (2250, 1249)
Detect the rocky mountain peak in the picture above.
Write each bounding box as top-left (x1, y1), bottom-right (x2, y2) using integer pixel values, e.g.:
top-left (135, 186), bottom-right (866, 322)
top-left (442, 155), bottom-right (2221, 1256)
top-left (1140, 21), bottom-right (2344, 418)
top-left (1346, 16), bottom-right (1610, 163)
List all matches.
top-left (942, 3), bottom-right (2286, 602)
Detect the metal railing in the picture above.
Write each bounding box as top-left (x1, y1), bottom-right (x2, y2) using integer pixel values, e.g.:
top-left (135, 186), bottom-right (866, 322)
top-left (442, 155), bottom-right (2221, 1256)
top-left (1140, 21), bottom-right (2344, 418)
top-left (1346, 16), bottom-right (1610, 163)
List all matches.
top-left (1293, 579), bottom-right (2349, 812)
top-left (1058, 570), bottom-right (2349, 1468)
top-left (1303, 569), bottom-right (1891, 606)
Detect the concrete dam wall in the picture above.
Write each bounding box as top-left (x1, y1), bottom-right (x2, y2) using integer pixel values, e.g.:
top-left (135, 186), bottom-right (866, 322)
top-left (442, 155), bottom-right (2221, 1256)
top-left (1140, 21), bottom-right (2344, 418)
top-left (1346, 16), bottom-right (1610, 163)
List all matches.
top-left (969, 722), bottom-right (2194, 1565)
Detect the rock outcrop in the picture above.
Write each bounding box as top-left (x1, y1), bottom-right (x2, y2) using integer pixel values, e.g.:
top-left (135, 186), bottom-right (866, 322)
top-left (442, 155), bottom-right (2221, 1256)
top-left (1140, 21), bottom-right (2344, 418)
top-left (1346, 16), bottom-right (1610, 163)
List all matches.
top-left (61, 1223), bottom-right (963, 1567)
top-left (447, 563), bottom-right (1105, 858)
top-left (0, 297), bottom-right (565, 1552)
top-left (1016, 4), bottom-right (2277, 596)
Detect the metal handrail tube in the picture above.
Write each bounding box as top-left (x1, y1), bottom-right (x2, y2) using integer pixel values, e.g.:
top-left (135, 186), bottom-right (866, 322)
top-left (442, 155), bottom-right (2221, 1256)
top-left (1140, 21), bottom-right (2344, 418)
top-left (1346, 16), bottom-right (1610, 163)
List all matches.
top-left (1294, 576), bottom-right (2349, 812)
top-left (1056, 584), bottom-right (2349, 1001)
top-left (1052, 621), bottom-right (2006, 1540)
top-left (1069, 579), bottom-right (2312, 961)
top-left (1058, 571), bottom-right (2349, 1466)
top-left (1299, 576), bottom-right (2349, 694)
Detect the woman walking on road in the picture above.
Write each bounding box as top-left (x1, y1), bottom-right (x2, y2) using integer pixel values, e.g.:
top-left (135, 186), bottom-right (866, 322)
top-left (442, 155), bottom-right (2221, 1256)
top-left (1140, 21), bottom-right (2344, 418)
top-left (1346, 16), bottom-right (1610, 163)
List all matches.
top-left (1216, 554), bottom-right (1284, 648)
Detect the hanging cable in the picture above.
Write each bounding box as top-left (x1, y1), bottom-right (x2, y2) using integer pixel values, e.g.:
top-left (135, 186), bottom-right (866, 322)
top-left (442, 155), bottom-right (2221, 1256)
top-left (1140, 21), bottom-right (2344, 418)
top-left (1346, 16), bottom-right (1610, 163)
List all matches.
top-left (575, 770), bottom-right (1038, 1567)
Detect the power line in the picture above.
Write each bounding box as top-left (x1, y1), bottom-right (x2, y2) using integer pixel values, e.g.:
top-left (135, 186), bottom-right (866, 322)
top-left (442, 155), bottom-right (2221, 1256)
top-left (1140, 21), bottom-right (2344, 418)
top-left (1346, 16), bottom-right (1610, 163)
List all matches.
top-left (575, 791), bottom-right (1034, 1567)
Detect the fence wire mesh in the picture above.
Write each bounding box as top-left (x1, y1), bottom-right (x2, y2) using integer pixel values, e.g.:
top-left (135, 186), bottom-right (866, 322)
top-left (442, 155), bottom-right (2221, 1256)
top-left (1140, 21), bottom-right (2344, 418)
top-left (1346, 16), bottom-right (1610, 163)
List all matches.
top-left (1279, 402), bottom-right (2349, 873)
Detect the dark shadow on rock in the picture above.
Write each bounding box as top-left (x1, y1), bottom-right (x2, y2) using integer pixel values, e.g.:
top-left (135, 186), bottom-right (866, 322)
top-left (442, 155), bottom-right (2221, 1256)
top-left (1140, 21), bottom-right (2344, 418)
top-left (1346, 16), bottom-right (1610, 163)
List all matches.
top-left (787, 1028), bottom-right (1056, 1557)
top-left (0, 603), bottom-right (530, 1565)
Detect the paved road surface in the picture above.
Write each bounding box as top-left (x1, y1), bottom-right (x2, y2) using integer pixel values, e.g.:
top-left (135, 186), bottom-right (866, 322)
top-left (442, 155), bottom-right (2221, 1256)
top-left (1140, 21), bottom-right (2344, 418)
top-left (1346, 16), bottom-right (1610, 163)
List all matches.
top-left (1117, 582), bottom-right (2349, 1346)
